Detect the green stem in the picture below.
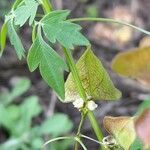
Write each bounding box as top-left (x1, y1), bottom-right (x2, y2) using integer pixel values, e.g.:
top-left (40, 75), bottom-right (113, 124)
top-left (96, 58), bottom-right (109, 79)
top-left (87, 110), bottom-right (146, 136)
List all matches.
top-left (41, 1), bottom-right (105, 149)
top-left (81, 134), bottom-right (103, 145)
top-left (12, 0), bottom-right (23, 10)
top-left (75, 137), bottom-right (87, 150)
top-left (69, 17), bottom-right (150, 35)
top-left (88, 111), bottom-right (103, 141)
top-left (75, 112), bottom-right (86, 150)
top-left (77, 113), bottom-right (85, 135)
top-left (63, 48), bottom-right (87, 101)
top-left (63, 48), bottom-right (105, 150)
top-left (32, 24), bottom-right (37, 42)
top-left (44, 136), bottom-right (72, 147)
top-left (42, 0), bottom-right (53, 14)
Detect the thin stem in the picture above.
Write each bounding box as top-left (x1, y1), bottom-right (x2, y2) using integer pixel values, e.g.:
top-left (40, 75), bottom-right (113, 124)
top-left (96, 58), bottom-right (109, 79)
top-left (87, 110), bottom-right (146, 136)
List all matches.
top-left (81, 134), bottom-right (104, 145)
top-left (41, 1), bottom-right (105, 149)
top-left (43, 136), bottom-right (72, 147)
top-left (88, 111), bottom-right (103, 141)
top-left (81, 134), bottom-right (109, 150)
top-left (77, 114), bottom-right (86, 135)
top-left (12, 0), bottom-right (23, 10)
top-left (32, 24), bottom-right (37, 42)
top-left (69, 17), bottom-right (150, 35)
top-left (75, 137), bottom-right (87, 150)
top-left (63, 48), bottom-right (87, 101)
top-left (42, 0), bottom-right (53, 14)
top-left (63, 48), bottom-right (105, 150)
top-left (74, 113), bottom-right (87, 150)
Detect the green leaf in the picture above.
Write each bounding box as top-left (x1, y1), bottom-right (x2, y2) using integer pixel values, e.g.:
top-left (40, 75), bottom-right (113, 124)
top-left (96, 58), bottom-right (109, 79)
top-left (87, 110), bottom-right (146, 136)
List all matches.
top-left (7, 105), bottom-right (20, 121)
top-left (12, 0), bottom-right (24, 10)
top-left (137, 99), bottom-right (150, 115)
top-left (20, 96), bottom-right (42, 119)
top-left (130, 138), bottom-right (143, 150)
top-left (42, 10), bottom-right (89, 49)
top-left (0, 138), bottom-right (22, 150)
top-left (10, 77), bottom-right (31, 99)
top-left (0, 104), bottom-right (20, 130)
top-left (0, 22), bottom-right (7, 56)
top-left (40, 113), bottom-right (73, 137)
top-left (1, 77), bottom-right (31, 105)
top-left (65, 48), bottom-right (121, 102)
top-left (0, 104), bottom-right (9, 125)
top-left (27, 28), bottom-right (68, 100)
top-left (7, 19), bottom-right (25, 59)
top-left (31, 138), bottom-right (44, 149)
top-left (14, 0), bottom-right (39, 26)
top-left (13, 96), bottom-right (42, 135)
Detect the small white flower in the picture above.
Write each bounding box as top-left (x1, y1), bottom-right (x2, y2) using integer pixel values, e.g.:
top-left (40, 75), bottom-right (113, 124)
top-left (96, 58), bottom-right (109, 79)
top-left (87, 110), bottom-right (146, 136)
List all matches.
top-left (87, 101), bottom-right (98, 111)
top-left (73, 98), bottom-right (84, 109)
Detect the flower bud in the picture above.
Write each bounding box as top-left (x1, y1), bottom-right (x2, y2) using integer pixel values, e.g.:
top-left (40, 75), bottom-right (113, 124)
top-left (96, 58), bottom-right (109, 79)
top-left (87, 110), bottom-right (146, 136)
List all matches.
top-left (87, 100), bottom-right (98, 111)
top-left (73, 98), bottom-right (84, 109)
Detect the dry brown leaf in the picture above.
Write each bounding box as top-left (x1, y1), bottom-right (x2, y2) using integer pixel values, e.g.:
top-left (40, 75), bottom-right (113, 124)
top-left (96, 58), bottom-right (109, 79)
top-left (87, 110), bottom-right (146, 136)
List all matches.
top-left (111, 47), bottom-right (150, 86)
top-left (103, 116), bottom-right (136, 150)
top-left (139, 36), bottom-right (150, 48)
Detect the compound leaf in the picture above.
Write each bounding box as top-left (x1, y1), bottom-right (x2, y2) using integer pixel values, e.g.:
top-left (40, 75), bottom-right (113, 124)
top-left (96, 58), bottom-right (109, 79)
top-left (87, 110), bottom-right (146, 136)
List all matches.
top-left (103, 116), bottom-right (136, 150)
top-left (14, 0), bottom-right (39, 26)
top-left (42, 10), bottom-right (89, 49)
top-left (65, 48), bottom-right (121, 102)
top-left (7, 19), bottom-right (25, 59)
top-left (40, 113), bottom-right (73, 137)
top-left (27, 28), bottom-right (68, 100)
top-left (13, 96), bottom-right (42, 135)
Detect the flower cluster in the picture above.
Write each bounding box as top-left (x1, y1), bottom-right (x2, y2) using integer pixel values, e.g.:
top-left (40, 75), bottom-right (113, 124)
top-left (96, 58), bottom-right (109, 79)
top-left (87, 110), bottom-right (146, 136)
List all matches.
top-left (73, 97), bottom-right (98, 111)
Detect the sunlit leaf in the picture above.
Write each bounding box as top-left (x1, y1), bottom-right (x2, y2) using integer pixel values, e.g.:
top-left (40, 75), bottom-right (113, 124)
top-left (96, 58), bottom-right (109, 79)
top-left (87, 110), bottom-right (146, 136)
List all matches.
top-left (42, 10), bottom-right (89, 49)
top-left (27, 27), bottom-right (68, 100)
top-left (14, 0), bottom-right (39, 26)
top-left (7, 19), bottom-right (25, 59)
top-left (65, 48), bottom-right (121, 102)
top-left (0, 22), bottom-right (7, 56)
top-left (135, 109), bottom-right (150, 149)
top-left (103, 116), bottom-right (136, 150)
top-left (112, 47), bottom-right (150, 86)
